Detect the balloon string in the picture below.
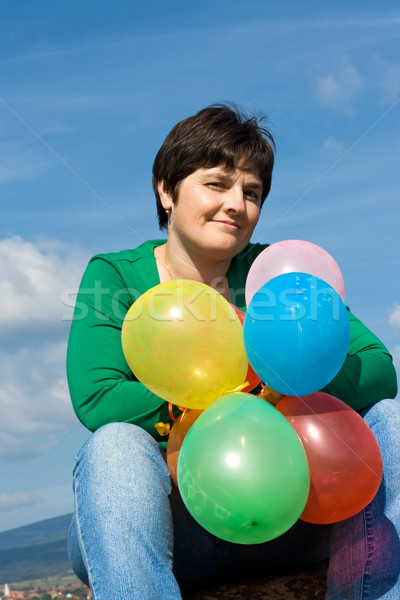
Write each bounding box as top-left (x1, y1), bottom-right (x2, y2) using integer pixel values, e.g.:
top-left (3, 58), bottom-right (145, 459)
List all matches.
top-left (168, 403), bottom-right (185, 422)
top-left (154, 404), bottom-right (185, 436)
top-left (178, 408), bottom-right (188, 422)
top-left (224, 381), bottom-right (249, 395)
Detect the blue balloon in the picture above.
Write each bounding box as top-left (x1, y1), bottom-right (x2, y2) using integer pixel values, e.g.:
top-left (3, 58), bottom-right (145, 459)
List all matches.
top-left (243, 272), bottom-right (350, 396)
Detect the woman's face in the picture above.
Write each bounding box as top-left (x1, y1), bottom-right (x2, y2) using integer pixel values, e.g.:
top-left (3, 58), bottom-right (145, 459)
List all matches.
top-left (160, 165), bottom-right (263, 260)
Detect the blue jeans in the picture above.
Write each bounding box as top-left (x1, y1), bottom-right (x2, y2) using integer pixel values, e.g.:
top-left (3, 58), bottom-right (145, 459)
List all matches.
top-left (68, 399), bottom-right (400, 599)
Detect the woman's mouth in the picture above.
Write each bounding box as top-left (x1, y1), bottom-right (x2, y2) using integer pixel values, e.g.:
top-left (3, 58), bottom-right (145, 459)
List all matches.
top-left (212, 220), bottom-right (241, 230)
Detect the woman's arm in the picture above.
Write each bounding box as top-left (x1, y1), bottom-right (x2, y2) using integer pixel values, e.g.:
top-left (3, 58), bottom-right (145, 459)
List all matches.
top-left (66, 256), bottom-right (174, 443)
top-left (68, 256), bottom-right (397, 435)
top-left (322, 309), bottom-right (398, 411)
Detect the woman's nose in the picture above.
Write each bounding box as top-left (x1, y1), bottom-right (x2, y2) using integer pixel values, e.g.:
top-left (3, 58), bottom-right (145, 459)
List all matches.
top-left (224, 186), bottom-right (246, 213)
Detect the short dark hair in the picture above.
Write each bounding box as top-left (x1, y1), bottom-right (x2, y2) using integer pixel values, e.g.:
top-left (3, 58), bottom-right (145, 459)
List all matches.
top-left (152, 104), bottom-right (275, 230)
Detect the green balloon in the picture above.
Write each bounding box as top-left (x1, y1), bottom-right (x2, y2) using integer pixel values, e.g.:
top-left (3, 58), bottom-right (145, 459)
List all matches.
top-left (177, 392), bottom-right (310, 544)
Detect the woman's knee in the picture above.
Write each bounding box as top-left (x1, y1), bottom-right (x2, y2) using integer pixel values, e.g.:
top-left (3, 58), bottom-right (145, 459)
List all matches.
top-left (361, 399), bottom-right (400, 487)
top-left (362, 398), bottom-right (400, 436)
top-left (77, 422), bottom-right (162, 467)
top-left (74, 422), bottom-right (171, 493)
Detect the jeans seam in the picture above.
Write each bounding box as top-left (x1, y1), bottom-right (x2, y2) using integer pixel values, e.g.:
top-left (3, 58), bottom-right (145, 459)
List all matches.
top-left (74, 463), bottom-right (98, 599)
top-left (361, 502), bottom-right (375, 600)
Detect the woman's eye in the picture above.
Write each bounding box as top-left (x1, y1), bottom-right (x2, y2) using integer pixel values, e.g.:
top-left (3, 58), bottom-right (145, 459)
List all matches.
top-left (244, 190), bottom-right (259, 201)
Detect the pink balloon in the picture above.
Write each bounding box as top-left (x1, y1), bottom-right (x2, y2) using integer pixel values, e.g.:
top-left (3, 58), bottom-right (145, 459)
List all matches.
top-left (245, 240), bottom-right (345, 307)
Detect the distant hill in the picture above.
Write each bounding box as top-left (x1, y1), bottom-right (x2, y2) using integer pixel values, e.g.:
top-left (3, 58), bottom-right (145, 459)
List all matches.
top-left (0, 513), bottom-right (74, 583)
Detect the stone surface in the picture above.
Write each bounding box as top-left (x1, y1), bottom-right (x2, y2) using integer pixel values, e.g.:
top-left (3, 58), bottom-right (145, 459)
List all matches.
top-left (184, 561), bottom-right (328, 600)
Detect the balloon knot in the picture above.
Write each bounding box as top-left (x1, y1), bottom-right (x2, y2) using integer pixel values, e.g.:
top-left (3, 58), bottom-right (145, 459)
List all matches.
top-left (259, 385), bottom-right (285, 406)
top-left (154, 422), bottom-right (171, 436)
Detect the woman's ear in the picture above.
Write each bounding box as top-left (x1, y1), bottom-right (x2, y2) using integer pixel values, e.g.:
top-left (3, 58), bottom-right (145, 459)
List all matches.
top-left (157, 181), bottom-right (173, 212)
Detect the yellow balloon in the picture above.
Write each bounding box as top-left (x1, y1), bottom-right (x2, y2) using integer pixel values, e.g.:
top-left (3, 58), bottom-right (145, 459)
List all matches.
top-left (121, 280), bottom-right (248, 409)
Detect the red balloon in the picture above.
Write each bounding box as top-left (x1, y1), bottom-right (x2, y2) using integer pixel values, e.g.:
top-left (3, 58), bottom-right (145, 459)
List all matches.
top-left (231, 305), bottom-right (262, 393)
top-left (276, 392), bottom-right (382, 524)
top-left (166, 409), bottom-right (203, 486)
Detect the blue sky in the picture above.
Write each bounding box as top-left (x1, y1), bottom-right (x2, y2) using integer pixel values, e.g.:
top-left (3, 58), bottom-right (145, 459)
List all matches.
top-left (1, 0), bottom-right (399, 532)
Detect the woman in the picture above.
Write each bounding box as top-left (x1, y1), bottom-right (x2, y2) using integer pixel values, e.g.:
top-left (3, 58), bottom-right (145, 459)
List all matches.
top-left (67, 104), bottom-right (399, 599)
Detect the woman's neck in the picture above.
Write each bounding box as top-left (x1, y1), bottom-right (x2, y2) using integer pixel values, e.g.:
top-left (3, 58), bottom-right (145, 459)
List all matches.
top-left (154, 242), bottom-right (231, 300)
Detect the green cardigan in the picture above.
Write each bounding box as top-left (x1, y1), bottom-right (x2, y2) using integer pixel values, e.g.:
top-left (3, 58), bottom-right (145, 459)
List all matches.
top-left (67, 240), bottom-right (397, 448)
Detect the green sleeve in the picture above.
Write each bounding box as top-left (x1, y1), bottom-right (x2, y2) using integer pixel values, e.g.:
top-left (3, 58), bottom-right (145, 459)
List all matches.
top-left (322, 309), bottom-right (398, 411)
top-left (67, 253), bottom-right (398, 436)
top-left (66, 256), bottom-right (175, 446)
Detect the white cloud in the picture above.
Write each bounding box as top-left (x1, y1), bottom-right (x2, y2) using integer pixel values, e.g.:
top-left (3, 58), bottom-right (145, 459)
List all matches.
top-left (391, 345), bottom-right (400, 378)
top-left (0, 154), bottom-right (48, 183)
top-left (374, 59), bottom-right (400, 104)
top-left (317, 59), bottom-right (364, 115)
top-left (380, 66), bottom-right (400, 102)
top-left (388, 304), bottom-right (400, 331)
top-left (323, 137), bottom-right (345, 152)
top-left (0, 236), bottom-right (89, 462)
top-left (0, 235), bottom-right (88, 337)
top-left (0, 484), bottom-right (74, 528)
top-left (0, 491), bottom-right (42, 513)
top-left (388, 307), bottom-right (400, 386)
top-left (0, 340), bottom-right (78, 460)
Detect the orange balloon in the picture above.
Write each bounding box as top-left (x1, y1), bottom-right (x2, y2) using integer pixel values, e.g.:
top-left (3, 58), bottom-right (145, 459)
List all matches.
top-left (231, 305), bottom-right (262, 393)
top-left (277, 392), bottom-right (382, 524)
top-left (166, 409), bottom-right (203, 486)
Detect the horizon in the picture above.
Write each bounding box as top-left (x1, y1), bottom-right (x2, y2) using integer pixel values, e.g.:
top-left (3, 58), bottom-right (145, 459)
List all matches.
top-left (0, 511), bottom-right (72, 537)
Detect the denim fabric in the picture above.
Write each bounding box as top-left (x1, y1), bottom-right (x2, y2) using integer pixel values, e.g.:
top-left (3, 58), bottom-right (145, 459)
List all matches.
top-left (68, 424), bottom-right (181, 599)
top-left (326, 399), bottom-right (400, 599)
top-left (68, 398), bottom-right (400, 599)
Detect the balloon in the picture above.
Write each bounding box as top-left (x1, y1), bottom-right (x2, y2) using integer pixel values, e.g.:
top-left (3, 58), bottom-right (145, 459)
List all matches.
top-left (277, 392), bottom-right (383, 524)
top-left (177, 392), bottom-right (310, 544)
top-left (245, 240), bottom-right (345, 307)
top-left (167, 409), bottom-right (203, 486)
top-left (231, 305), bottom-right (262, 392)
top-left (243, 272), bottom-right (350, 396)
top-left (122, 280), bottom-right (248, 409)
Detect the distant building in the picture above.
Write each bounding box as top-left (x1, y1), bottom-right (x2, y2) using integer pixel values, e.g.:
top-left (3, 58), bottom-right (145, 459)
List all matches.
top-left (1, 582), bottom-right (91, 600)
top-left (1, 583), bottom-right (10, 598)
top-left (1, 585), bottom-right (26, 599)
top-left (1, 583), bottom-right (9, 598)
